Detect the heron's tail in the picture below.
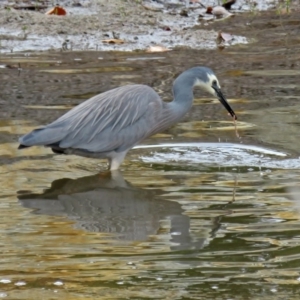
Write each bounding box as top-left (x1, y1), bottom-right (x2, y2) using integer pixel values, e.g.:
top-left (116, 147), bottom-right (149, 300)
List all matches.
top-left (18, 144), bottom-right (31, 149)
top-left (18, 126), bottom-right (65, 149)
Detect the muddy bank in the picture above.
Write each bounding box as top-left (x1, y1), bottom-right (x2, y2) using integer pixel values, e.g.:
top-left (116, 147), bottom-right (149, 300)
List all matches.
top-left (0, 0), bottom-right (281, 53)
top-left (1, 8), bottom-right (300, 157)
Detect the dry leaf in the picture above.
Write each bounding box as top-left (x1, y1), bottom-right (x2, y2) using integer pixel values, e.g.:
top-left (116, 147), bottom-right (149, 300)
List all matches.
top-left (102, 39), bottom-right (124, 44)
top-left (161, 26), bottom-right (171, 31)
top-left (206, 6), bottom-right (233, 18)
top-left (146, 46), bottom-right (172, 53)
top-left (222, 0), bottom-right (236, 10)
top-left (206, 6), bottom-right (213, 14)
top-left (45, 6), bottom-right (67, 15)
top-left (217, 31), bottom-right (234, 43)
top-left (180, 9), bottom-right (189, 17)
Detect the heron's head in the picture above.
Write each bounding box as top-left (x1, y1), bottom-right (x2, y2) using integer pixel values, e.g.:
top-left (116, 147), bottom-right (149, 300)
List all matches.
top-left (194, 67), bottom-right (237, 120)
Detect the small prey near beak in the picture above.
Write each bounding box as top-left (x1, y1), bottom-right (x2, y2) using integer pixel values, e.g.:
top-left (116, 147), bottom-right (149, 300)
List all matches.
top-left (212, 81), bottom-right (237, 120)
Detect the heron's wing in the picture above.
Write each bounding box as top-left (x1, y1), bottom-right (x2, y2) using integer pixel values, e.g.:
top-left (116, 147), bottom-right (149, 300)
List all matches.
top-left (25, 85), bottom-right (163, 153)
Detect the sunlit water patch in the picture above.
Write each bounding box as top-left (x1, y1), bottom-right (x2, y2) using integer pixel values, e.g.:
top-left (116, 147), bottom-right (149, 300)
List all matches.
top-left (137, 142), bottom-right (300, 170)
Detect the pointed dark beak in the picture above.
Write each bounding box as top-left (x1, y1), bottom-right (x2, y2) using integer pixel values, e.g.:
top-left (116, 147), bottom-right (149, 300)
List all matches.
top-left (212, 83), bottom-right (237, 120)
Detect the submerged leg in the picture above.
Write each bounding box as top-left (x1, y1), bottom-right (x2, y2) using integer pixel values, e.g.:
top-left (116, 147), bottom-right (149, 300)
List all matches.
top-left (107, 158), bottom-right (112, 170)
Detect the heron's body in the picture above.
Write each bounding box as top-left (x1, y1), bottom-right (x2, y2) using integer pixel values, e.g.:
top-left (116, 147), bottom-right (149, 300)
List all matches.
top-left (19, 67), bottom-right (236, 170)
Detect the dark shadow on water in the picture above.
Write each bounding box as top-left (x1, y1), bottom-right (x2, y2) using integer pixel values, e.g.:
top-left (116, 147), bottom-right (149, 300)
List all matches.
top-left (17, 171), bottom-right (215, 251)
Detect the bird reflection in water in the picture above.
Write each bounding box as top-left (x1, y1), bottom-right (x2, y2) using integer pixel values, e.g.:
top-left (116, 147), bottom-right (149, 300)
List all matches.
top-left (18, 171), bottom-right (226, 251)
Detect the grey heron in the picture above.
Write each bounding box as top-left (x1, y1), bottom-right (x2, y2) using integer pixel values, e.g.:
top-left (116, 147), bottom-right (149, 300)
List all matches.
top-left (18, 66), bottom-right (237, 170)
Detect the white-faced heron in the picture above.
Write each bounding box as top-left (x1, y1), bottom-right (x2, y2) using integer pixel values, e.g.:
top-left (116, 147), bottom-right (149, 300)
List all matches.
top-left (18, 66), bottom-right (237, 170)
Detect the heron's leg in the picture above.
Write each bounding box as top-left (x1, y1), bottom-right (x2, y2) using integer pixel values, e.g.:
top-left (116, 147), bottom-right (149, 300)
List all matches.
top-left (109, 151), bottom-right (128, 171)
top-left (107, 158), bottom-right (112, 170)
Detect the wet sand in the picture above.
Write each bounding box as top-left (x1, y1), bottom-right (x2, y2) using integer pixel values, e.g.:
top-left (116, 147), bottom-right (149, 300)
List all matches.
top-left (0, 0), bottom-right (280, 53)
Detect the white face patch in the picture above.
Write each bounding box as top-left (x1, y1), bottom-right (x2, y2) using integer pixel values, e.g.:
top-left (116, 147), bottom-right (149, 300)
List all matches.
top-left (195, 73), bottom-right (220, 96)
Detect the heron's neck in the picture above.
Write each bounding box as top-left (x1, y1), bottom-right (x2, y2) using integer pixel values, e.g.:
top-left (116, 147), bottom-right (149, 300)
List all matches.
top-left (169, 72), bottom-right (195, 118)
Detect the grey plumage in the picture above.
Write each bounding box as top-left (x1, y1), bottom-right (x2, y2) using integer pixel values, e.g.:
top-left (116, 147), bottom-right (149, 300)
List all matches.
top-left (19, 66), bottom-right (236, 170)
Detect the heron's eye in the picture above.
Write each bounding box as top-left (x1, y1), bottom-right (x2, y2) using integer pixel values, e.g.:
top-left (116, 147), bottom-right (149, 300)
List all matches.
top-left (212, 80), bottom-right (217, 87)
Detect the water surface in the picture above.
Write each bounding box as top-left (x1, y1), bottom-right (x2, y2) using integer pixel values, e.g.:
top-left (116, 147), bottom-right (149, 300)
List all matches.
top-left (1, 11), bottom-right (300, 299)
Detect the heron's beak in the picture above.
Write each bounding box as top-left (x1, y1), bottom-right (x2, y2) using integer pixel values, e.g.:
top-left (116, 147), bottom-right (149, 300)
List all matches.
top-left (212, 82), bottom-right (237, 120)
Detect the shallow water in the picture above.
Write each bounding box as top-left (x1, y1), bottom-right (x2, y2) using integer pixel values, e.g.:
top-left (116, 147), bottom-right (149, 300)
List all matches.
top-left (1, 11), bottom-right (300, 300)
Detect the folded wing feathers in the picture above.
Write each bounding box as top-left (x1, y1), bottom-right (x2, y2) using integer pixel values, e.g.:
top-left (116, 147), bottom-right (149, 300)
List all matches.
top-left (55, 85), bottom-right (162, 151)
